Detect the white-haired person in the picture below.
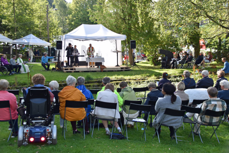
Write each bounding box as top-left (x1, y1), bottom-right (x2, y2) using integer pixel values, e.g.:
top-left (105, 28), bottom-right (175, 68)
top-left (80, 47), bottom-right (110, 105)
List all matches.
top-left (58, 75), bottom-right (87, 134)
top-left (95, 83), bottom-right (122, 135)
top-left (17, 54), bottom-right (30, 73)
top-left (0, 79), bottom-right (18, 137)
top-left (214, 70), bottom-right (227, 90)
top-left (174, 82), bottom-right (189, 101)
top-left (217, 80), bottom-right (229, 119)
top-left (182, 70), bottom-right (196, 89)
top-left (196, 70), bottom-right (214, 88)
top-left (76, 76), bottom-right (93, 133)
top-left (49, 80), bottom-right (64, 128)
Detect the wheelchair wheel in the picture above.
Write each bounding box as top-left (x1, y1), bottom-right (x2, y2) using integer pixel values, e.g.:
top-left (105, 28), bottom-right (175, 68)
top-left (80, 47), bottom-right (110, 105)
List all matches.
top-left (18, 126), bottom-right (24, 147)
top-left (52, 125), bottom-right (57, 145)
top-left (0, 66), bottom-right (8, 75)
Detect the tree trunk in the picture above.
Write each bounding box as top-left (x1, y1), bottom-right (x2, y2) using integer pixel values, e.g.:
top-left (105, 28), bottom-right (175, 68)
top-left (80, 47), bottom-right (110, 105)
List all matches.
top-left (127, 0), bottom-right (133, 65)
top-left (194, 39), bottom-right (200, 58)
top-left (217, 37), bottom-right (222, 61)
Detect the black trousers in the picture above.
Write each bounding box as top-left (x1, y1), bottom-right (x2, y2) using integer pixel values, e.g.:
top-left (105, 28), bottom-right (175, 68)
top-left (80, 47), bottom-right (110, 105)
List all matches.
top-left (67, 56), bottom-right (73, 67)
top-left (42, 63), bottom-right (50, 70)
top-left (12, 65), bottom-right (21, 73)
top-left (156, 126), bottom-right (175, 137)
top-left (74, 56), bottom-right (79, 65)
top-left (4, 64), bottom-right (13, 73)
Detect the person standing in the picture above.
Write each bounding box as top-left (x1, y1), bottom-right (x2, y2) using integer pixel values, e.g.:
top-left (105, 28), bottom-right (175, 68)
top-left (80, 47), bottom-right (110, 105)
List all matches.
top-left (221, 57), bottom-right (229, 74)
top-left (28, 48), bottom-right (34, 62)
top-left (73, 45), bottom-right (79, 66)
top-left (65, 43), bottom-right (73, 67)
top-left (87, 44), bottom-right (95, 67)
top-left (41, 52), bottom-right (54, 71)
top-left (17, 54), bottom-right (30, 73)
top-left (1, 54), bottom-right (14, 75)
top-left (10, 55), bottom-right (21, 73)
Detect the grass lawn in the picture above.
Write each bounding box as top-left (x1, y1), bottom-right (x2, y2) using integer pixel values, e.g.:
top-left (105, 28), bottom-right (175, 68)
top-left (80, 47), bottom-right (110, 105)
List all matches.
top-left (0, 61), bottom-right (228, 153)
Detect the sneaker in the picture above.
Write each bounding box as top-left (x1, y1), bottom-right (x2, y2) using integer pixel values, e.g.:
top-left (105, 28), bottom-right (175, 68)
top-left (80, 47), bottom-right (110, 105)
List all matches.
top-left (8, 126), bottom-right (12, 131)
top-left (11, 132), bottom-right (18, 138)
top-left (106, 130), bottom-right (111, 135)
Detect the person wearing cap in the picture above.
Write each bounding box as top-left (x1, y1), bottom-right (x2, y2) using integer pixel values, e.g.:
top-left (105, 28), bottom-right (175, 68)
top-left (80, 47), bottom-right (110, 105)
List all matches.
top-left (66, 43), bottom-right (73, 67)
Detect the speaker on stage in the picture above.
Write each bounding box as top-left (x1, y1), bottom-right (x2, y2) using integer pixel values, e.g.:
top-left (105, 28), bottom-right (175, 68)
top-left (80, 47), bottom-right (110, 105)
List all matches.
top-left (56, 41), bottom-right (62, 49)
top-left (51, 48), bottom-right (56, 56)
top-left (130, 40), bottom-right (136, 49)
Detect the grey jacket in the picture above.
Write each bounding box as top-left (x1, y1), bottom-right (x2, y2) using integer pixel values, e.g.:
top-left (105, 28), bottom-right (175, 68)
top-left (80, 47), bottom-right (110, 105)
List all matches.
top-left (10, 58), bottom-right (16, 65)
top-left (153, 95), bottom-right (182, 129)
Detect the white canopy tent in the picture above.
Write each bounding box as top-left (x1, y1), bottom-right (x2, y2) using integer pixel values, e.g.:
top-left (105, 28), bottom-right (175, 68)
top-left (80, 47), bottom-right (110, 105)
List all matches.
top-left (0, 34), bottom-right (13, 43)
top-left (13, 34), bottom-right (51, 46)
top-left (62, 24), bottom-right (126, 66)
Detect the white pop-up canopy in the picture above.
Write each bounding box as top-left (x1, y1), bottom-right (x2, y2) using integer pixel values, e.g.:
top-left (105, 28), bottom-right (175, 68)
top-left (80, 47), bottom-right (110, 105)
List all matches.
top-left (62, 24), bottom-right (126, 66)
top-left (13, 34), bottom-right (51, 46)
top-left (64, 24), bottom-right (126, 40)
top-left (0, 34), bottom-right (13, 43)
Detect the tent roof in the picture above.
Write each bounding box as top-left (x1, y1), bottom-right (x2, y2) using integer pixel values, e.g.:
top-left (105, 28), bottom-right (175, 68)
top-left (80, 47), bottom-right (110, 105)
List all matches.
top-left (0, 34), bottom-right (13, 43)
top-left (13, 34), bottom-right (51, 46)
top-left (64, 24), bottom-right (126, 40)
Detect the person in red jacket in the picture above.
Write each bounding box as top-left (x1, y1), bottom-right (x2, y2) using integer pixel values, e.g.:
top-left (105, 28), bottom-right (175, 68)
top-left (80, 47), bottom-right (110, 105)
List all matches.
top-left (0, 79), bottom-right (18, 137)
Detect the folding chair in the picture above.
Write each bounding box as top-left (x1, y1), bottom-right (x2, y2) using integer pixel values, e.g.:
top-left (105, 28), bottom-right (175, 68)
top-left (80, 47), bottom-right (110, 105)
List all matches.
top-left (122, 100), bottom-right (142, 130)
top-left (222, 99), bottom-right (229, 121)
top-left (153, 108), bottom-right (185, 144)
top-left (181, 106), bottom-right (202, 142)
top-left (91, 100), bottom-right (117, 139)
top-left (8, 89), bottom-right (20, 102)
top-left (192, 99), bottom-right (207, 107)
top-left (148, 100), bottom-right (157, 127)
top-left (125, 103), bottom-right (151, 141)
top-left (195, 109), bottom-right (225, 143)
top-left (133, 87), bottom-right (148, 103)
top-left (0, 100), bottom-right (17, 142)
top-left (63, 100), bottom-right (88, 139)
top-left (87, 99), bottom-right (95, 131)
top-left (182, 100), bottom-right (189, 106)
top-left (89, 89), bottom-right (100, 95)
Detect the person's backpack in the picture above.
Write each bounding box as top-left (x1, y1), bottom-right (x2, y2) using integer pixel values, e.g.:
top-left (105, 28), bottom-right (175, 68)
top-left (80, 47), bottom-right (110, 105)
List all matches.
top-left (110, 133), bottom-right (126, 140)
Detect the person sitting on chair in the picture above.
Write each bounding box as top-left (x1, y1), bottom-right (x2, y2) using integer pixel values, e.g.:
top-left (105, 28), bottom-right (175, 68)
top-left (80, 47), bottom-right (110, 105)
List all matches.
top-left (49, 80), bottom-right (63, 128)
top-left (96, 83), bottom-right (122, 135)
top-left (214, 70), bottom-right (227, 90)
top-left (58, 75), bottom-right (87, 134)
top-left (10, 55), bottom-right (21, 74)
top-left (17, 54), bottom-right (30, 73)
top-left (152, 83), bottom-right (182, 138)
top-left (217, 80), bottom-right (229, 119)
top-left (158, 72), bottom-right (171, 91)
top-left (196, 70), bottom-right (214, 88)
top-left (201, 52), bottom-right (213, 67)
top-left (119, 81), bottom-right (138, 128)
top-left (1, 54), bottom-right (14, 75)
top-left (0, 79), bottom-right (18, 137)
top-left (182, 70), bottom-right (196, 89)
top-left (41, 52), bottom-right (54, 71)
top-left (97, 77), bottom-right (123, 112)
top-left (221, 57), bottom-right (229, 74)
top-left (191, 87), bottom-right (226, 135)
top-left (186, 52), bottom-right (193, 67)
top-left (178, 52), bottom-right (188, 68)
top-left (195, 52), bottom-right (204, 67)
top-left (76, 76), bottom-right (93, 134)
top-left (170, 53), bottom-right (179, 69)
top-left (144, 82), bottom-right (164, 126)
top-left (174, 82), bottom-right (189, 101)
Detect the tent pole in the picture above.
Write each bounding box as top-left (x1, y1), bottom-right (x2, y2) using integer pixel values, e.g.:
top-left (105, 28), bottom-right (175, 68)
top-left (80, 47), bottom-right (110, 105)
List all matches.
top-left (115, 40), bottom-right (119, 67)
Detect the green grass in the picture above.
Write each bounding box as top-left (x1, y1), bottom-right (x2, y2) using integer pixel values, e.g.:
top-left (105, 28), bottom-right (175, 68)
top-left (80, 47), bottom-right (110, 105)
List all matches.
top-left (0, 61), bottom-right (228, 152)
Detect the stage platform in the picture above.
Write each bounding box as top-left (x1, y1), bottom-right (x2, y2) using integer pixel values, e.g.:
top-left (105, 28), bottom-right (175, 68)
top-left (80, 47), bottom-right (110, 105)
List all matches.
top-left (62, 66), bottom-right (131, 73)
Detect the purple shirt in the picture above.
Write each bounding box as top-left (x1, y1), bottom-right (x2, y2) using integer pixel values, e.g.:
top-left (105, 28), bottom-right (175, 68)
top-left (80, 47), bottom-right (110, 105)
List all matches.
top-left (1, 57), bottom-right (10, 65)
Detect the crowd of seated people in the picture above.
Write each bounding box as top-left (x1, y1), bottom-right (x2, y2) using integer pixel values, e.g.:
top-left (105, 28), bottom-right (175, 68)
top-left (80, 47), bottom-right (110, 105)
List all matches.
top-left (1, 68), bottom-right (229, 139)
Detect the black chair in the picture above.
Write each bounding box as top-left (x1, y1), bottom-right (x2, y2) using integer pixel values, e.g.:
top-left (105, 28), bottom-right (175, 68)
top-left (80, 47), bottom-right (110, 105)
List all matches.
top-left (8, 89), bottom-right (20, 101)
top-left (91, 100), bottom-right (117, 139)
top-left (133, 87), bottom-right (148, 103)
top-left (122, 100), bottom-right (142, 130)
top-left (222, 99), bottom-right (229, 120)
top-left (148, 100), bottom-right (157, 127)
top-left (52, 90), bottom-right (61, 126)
top-left (153, 108), bottom-right (185, 144)
top-left (0, 100), bottom-right (16, 142)
top-left (195, 108), bottom-right (225, 143)
top-left (63, 100), bottom-right (88, 139)
top-left (117, 88), bottom-right (121, 93)
top-left (182, 100), bottom-right (189, 106)
top-left (192, 99), bottom-right (207, 106)
top-left (87, 99), bottom-right (95, 131)
top-left (125, 103), bottom-right (151, 141)
top-left (89, 89), bottom-right (100, 95)
top-left (181, 106), bottom-right (202, 142)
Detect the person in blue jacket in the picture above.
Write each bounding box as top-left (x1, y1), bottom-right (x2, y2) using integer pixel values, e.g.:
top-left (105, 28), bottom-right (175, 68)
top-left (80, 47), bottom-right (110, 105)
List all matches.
top-left (182, 70), bottom-right (196, 89)
top-left (41, 52), bottom-right (54, 71)
top-left (221, 57), bottom-right (229, 74)
top-left (76, 76), bottom-right (93, 134)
